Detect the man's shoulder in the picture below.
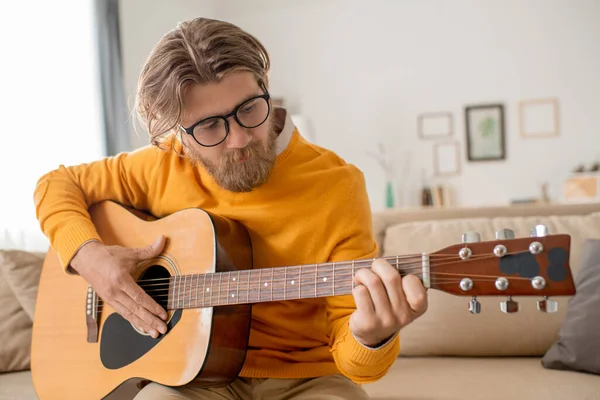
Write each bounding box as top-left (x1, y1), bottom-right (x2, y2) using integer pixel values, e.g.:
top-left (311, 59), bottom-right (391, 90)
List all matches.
top-left (294, 138), bottom-right (365, 186)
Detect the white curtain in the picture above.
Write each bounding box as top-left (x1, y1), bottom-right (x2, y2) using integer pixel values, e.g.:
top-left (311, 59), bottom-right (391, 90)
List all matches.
top-left (0, 0), bottom-right (105, 252)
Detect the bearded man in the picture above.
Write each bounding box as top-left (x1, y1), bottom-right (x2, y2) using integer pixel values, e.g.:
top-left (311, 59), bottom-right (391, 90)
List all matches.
top-left (33, 17), bottom-right (427, 400)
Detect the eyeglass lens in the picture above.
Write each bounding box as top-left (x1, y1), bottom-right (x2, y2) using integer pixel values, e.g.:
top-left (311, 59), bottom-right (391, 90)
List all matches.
top-left (193, 96), bottom-right (270, 146)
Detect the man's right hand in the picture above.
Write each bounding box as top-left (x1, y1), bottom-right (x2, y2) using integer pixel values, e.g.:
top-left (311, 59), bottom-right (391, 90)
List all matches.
top-left (70, 235), bottom-right (169, 338)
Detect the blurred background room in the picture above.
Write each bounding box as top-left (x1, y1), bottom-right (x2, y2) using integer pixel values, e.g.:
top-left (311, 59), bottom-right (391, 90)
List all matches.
top-left (1, 0), bottom-right (599, 250)
top-left (2, 3), bottom-right (600, 400)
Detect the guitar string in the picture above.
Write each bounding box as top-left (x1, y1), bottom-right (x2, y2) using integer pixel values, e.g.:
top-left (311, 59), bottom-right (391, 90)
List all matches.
top-left (93, 274), bottom-right (537, 312)
top-left (91, 250), bottom-right (544, 311)
top-left (136, 254), bottom-right (478, 288)
top-left (94, 280), bottom-right (503, 311)
top-left (93, 252), bottom-right (538, 311)
top-left (138, 271), bottom-right (535, 297)
top-left (133, 251), bottom-right (529, 292)
top-left (128, 250), bottom-right (518, 286)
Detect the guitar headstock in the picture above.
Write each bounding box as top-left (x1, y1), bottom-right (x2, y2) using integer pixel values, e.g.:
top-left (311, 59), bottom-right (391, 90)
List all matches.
top-left (428, 225), bottom-right (574, 314)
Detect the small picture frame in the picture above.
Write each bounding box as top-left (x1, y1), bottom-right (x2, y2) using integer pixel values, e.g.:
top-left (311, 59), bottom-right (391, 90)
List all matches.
top-left (519, 98), bottom-right (559, 138)
top-left (465, 104), bottom-right (506, 161)
top-left (418, 112), bottom-right (453, 139)
top-left (433, 141), bottom-right (461, 176)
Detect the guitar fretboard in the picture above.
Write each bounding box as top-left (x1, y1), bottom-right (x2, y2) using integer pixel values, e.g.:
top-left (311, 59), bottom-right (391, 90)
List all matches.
top-left (166, 259), bottom-right (417, 310)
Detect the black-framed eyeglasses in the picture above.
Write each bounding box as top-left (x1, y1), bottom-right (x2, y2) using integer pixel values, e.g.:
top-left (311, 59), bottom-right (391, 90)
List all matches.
top-left (180, 91), bottom-right (271, 147)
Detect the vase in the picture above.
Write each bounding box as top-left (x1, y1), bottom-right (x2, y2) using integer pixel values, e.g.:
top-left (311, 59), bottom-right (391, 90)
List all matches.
top-left (385, 181), bottom-right (395, 208)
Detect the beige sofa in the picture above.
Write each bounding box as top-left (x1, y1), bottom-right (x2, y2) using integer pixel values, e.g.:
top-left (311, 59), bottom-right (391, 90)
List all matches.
top-left (2, 202), bottom-right (600, 399)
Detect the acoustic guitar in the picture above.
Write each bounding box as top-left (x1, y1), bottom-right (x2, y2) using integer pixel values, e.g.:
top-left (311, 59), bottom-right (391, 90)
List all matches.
top-left (30, 200), bottom-right (576, 399)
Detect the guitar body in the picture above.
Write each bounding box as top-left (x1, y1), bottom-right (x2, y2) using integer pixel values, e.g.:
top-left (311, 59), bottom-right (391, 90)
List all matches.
top-left (31, 201), bottom-right (253, 400)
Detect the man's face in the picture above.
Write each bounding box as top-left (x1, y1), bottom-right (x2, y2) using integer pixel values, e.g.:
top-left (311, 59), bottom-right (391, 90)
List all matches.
top-left (180, 71), bottom-right (277, 192)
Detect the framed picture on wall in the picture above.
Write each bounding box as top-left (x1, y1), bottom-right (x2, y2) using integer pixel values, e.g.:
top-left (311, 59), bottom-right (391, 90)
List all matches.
top-left (418, 112), bottom-right (453, 139)
top-left (433, 141), bottom-right (461, 176)
top-left (465, 103), bottom-right (506, 161)
top-left (519, 98), bottom-right (559, 138)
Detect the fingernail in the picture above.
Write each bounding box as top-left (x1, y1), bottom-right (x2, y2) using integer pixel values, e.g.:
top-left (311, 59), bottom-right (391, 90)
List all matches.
top-left (159, 325), bottom-right (167, 334)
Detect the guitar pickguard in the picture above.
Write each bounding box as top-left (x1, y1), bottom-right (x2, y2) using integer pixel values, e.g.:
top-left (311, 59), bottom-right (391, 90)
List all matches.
top-left (100, 309), bottom-right (182, 369)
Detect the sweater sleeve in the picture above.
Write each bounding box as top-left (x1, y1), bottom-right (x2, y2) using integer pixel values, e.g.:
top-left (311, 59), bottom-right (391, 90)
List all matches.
top-left (33, 145), bottom-right (162, 272)
top-left (325, 169), bottom-right (400, 384)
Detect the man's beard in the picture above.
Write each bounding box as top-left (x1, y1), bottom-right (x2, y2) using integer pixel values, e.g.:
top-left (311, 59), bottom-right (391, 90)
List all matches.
top-left (186, 128), bottom-right (278, 193)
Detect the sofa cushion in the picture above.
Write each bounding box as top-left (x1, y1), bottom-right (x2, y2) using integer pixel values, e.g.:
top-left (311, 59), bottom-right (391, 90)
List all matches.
top-left (542, 239), bottom-right (600, 374)
top-left (0, 250), bottom-right (45, 373)
top-left (362, 357), bottom-right (600, 400)
top-left (0, 371), bottom-right (38, 400)
top-left (382, 213), bottom-right (600, 357)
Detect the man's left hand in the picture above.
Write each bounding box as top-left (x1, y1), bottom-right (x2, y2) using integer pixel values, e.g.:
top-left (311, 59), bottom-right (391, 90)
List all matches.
top-left (349, 258), bottom-right (428, 347)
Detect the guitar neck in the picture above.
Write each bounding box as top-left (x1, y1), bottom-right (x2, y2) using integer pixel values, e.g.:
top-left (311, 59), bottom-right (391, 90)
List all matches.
top-left (166, 255), bottom-right (424, 310)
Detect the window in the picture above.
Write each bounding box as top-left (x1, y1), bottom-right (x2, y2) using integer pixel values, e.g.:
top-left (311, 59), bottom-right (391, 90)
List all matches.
top-left (0, 0), bottom-right (105, 251)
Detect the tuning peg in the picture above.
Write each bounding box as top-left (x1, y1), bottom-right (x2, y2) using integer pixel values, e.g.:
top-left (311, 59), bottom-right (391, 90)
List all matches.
top-left (531, 224), bottom-right (549, 237)
top-left (469, 296), bottom-right (481, 314)
top-left (495, 229), bottom-right (515, 240)
top-left (462, 231), bottom-right (481, 243)
top-left (500, 296), bottom-right (519, 313)
top-left (537, 297), bottom-right (558, 313)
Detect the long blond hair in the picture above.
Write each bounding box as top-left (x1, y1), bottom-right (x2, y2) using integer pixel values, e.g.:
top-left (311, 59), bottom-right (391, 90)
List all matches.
top-left (134, 17), bottom-right (270, 149)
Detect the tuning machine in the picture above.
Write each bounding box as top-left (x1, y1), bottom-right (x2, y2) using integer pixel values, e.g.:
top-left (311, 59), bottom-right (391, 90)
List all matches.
top-left (531, 224), bottom-right (549, 237)
top-left (469, 296), bottom-right (481, 314)
top-left (460, 232), bottom-right (480, 260)
top-left (495, 229), bottom-right (515, 240)
top-left (462, 231), bottom-right (481, 243)
top-left (537, 297), bottom-right (558, 313)
top-left (500, 296), bottom-right (519, 313)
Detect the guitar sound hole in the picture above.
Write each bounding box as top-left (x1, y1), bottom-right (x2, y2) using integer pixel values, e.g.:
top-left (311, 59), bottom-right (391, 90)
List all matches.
top-left (133, 264), bottom-right (173, 335)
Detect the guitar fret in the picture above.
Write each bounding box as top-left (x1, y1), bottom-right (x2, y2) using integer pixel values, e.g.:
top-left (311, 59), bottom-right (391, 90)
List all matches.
top-left (195, 274), bottom-right (199, 308)
top-left (210, 274), bottom-right (214, 306)
top-left (189, 274), bottom-right (193, 308)
top-left (218, 273), bottom-right (222, 306)
top-left (299, 265), bottom-right (302, 299)
top-left (258, 269), bottom-right (262, 303)
top-left (182, 275), bottom-right (186, 308)
top-left (178, 276), bottom-right (182, 309)
top-left (185, 275), bottom-right (189, 308)
top-left (352, 260), bottom-right (355, 290)
top-left (332, 262), bottom-right (335, 296)
top-left (223, 271), bottom-right (231, 304)
top-left (202, 274), bottom-right (206, 307)
top-left (236, 271), bottom-right (240, 305)
top-left (246, 270), bottom-right (250, 304)
top-left (270, 269), bottom-right (273, 301)
top-left (284, 268), bottom-right (287, 300)
top-left (314, 264), bottom-right (317, 298)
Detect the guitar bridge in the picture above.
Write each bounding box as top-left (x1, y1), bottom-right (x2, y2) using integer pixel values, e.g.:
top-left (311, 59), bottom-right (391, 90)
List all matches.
top-left (86, 285), bottom-right (100, 342)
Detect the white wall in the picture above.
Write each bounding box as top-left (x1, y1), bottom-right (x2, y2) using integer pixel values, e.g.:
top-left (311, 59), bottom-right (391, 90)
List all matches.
top-left (217, 0), bottom-right (600, 210)
top-left (119, 0), bottom-right (600, 210)
top-left (119, 0), bottom-right (223, 149)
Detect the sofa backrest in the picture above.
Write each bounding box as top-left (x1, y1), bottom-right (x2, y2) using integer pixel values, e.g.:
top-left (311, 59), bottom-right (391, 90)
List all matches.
top-left (371, 202), bottom-right (600, 357)
top-left (372, 202), bottom-right (600, 256)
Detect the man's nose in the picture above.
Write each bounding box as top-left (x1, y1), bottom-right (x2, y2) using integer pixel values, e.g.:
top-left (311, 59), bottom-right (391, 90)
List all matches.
top-left (225, 119), bottom-right (251, 149)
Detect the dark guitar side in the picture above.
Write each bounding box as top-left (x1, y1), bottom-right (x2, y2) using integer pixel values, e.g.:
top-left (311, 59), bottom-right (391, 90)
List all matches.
top-left (191, 210), bottom-right (253, 386)
top-left (31, 201), bottom-right (253, 400)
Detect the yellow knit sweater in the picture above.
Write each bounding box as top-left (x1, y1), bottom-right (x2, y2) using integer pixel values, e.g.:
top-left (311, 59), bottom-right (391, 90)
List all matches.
top-left (33, 115), bottom-right (399, 384)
